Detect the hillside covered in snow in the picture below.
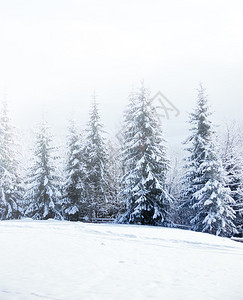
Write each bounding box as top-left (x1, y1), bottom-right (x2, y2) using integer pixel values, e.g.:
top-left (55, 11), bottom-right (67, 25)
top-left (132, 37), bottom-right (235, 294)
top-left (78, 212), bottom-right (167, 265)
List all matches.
top-left (0, 220), bottom-right (243, 300)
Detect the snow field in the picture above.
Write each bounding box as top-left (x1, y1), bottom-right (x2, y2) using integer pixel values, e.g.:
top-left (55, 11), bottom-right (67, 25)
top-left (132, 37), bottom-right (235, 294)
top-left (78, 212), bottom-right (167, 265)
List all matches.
top-left (0, 220), bottom-right (243, 300)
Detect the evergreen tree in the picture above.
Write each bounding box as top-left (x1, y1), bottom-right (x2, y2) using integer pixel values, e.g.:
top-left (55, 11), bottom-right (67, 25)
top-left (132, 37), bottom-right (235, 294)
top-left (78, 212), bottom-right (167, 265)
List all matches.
top-left (83, 98), bottom-right (111, 221)
top-left (25, 122), bottom-right (62, 220)
top-left (118, 84), bottom-right (172, 226)
top-left (62, 119), bottom-right (86, 221)
top-left (221, 123), bottom-right (243, 235)
top-left (167, 151), bottom-right (184, 226)
top-left (181, 85), bottom-right (236, 236)
top-left (106, 140), bottom-right (122, 218)
top-left (0, 100), bottom-right (23, 220)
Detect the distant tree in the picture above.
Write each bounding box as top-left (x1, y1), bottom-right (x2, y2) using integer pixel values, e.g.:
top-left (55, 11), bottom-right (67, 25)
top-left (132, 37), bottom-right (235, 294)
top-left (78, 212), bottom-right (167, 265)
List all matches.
top-left (221, 122), bottom-right (243, 234)
top-left (118, 84), bottom-right (173, 226)
top-left (0, 101), bottom-right (23, 220)
top-left (167, 149), bottom-right (184, 226)
top-left (24, 122), bottom-right (62, 220)
top-left (62, 119), bottom-right (86, 221)
top-left (83, 98), bottom-right (111, 221)
top-left (106, 140), bottom-right (123, 218)
top-left (181, 85), bottom-right (236, 236)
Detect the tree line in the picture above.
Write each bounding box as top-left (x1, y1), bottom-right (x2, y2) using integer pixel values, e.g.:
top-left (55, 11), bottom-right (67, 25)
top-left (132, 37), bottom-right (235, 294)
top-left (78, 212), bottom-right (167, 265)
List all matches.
top-left (0, 84), bottom-right (242, 237)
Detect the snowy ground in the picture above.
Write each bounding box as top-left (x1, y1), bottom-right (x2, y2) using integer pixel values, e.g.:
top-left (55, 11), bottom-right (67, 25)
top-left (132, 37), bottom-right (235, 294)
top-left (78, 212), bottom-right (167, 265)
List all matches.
top-left (0, 220), bottom-right (243, 300)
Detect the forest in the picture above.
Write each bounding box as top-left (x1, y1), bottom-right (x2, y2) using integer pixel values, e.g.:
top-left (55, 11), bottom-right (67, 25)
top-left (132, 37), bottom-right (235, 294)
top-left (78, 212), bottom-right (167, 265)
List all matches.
top-left (0, 84), bottom-right (242, 238)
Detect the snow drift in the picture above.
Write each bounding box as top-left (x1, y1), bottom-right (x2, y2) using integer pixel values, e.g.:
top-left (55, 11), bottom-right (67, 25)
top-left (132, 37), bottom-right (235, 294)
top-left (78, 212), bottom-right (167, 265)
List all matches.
top-left (0, 219), bottom-right (242, 300)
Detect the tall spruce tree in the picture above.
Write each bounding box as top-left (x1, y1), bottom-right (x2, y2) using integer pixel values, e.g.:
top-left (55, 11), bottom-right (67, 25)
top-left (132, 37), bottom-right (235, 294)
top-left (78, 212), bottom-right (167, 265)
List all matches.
top-left (181, 85), bottom-right (236, 236)
top-left (0, 101), bottom-right (23, 219)
top-left (62, 119), bottom-right (86, 221)
top-left (118, 85), bottom-right (172, 226)
top-left (25, 121), bottom-right (62, 220)
top-left (83, 98), bottom-right (111, 221)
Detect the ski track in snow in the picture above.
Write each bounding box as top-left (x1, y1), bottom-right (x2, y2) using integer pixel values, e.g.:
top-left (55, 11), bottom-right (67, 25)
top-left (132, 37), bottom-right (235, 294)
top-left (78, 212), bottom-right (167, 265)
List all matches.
top-left (0, 219), bottom-right (243, 300)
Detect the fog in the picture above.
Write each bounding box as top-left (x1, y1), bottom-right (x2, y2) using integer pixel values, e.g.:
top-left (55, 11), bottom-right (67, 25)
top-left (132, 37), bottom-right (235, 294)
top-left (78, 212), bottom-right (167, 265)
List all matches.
top-left (0, 0), bottom-right (242, 147)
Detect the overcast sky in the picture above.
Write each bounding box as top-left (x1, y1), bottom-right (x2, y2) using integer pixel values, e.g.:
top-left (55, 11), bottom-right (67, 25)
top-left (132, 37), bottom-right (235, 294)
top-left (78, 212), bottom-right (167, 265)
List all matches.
top-left (0, 0), bottom-right (242, 147)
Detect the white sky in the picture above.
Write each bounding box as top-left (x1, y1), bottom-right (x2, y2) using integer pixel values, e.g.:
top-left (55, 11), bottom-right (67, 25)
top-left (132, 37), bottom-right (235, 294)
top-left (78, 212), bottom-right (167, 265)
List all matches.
top-left (0, 0), bottom-right (242, 147)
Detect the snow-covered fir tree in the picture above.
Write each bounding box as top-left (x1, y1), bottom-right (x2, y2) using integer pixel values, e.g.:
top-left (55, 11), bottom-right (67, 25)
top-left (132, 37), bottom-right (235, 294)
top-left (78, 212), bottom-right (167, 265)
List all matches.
top-left (118, 84), bottom-right (173, 226)
top-left (221, 123), bottom-right (243, 235)
top-left (0, 100), bottom-right (23, 219)
top-left (181, 85), bottom-right (236, 236)
top-left (83, 97), bottom-right (112, 221)
top-left (167, 150), bottom-right (185, 226)
top-left (25, 122), bottom-right (62, 220)
top-left (62, 119), bottom-right (86, 221)
top-left (106, 140), bottom-right (123, 218)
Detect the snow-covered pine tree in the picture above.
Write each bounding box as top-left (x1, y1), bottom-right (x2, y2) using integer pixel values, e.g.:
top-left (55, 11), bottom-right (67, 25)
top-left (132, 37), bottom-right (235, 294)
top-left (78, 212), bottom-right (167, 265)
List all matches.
top-left (0, 100), bottom-right (23, 219)
top-left (181, 85), bottom-right (236, 236)
top-left (106, 140), bottom-right (122, 218)
top-left (83, 98), bottom-right (111, 221)
top-left (24, 121), bottom-right (62, 220)
top-left (221, 123), bottom-right (243, 235)
top-left (167, 150), bottom-right (185, 226)
top-left (118, 84), bottom-right (172, 226)
top-left (62, 119), bottom-right (86, 221)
